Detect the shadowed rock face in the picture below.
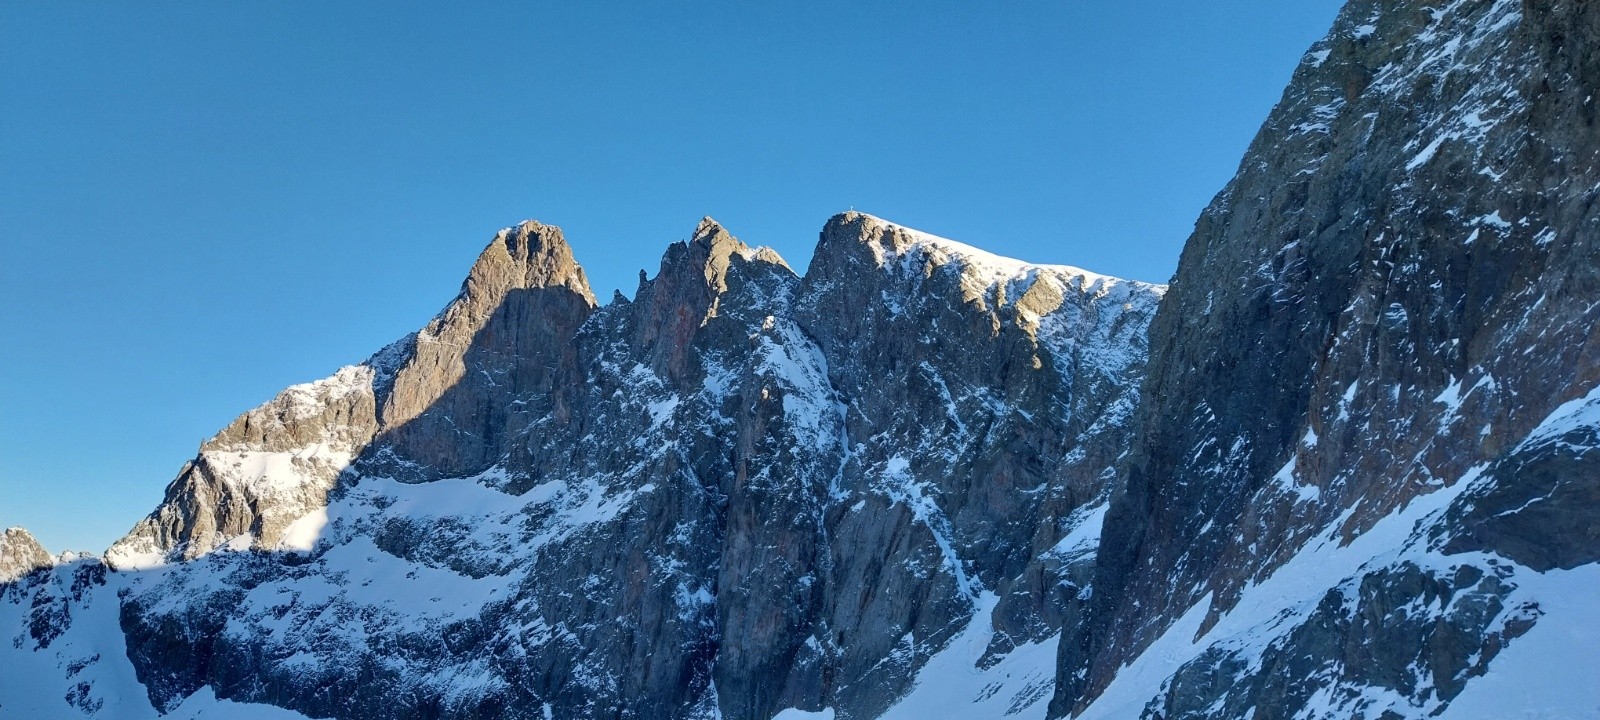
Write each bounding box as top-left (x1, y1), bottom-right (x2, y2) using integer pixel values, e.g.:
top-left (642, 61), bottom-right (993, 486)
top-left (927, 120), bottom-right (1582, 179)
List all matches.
top-left (1055, 0), bottom-right (1600, 716)
top-left (70, 213), bottom-right (1162, 720)
top-left (371, 220), bottom-right (599, 481)
top-left (1440, 391), bottom-right (1600, 572)
top-left (796, 214), bottom-right (1163, 674)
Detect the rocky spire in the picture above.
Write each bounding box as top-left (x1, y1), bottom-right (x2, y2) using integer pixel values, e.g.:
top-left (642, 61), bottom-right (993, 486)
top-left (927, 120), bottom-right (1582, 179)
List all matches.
top-left (466, 220), bottom-right (596, 305)
top-left (808, 211), bottom-right (883, 276)
top-left (380, 221), bottom-right (595, 426)
top-left (627, 217), bottom-right (793, 386)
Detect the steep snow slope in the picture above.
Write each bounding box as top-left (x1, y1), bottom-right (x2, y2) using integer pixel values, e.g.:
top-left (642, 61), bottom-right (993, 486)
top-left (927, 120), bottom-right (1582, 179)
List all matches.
top-left (1084, 384), bottom-right (1600, 719)
top-left (0, 560), bottom-right (311, 719)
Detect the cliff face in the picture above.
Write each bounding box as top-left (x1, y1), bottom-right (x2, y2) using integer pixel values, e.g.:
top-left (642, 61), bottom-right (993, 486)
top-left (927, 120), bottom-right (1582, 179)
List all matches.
top-left (1056, 0), bottom-right (1600, 717)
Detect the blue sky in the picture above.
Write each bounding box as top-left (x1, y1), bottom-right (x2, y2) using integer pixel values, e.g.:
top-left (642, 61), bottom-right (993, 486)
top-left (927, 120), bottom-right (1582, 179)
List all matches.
top-left (0, 1), bottom-right (1343, 553)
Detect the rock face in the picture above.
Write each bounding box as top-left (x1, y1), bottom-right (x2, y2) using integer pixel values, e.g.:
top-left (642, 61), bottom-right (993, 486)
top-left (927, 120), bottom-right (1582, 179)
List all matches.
top-left (7, 1), bottom-right (1600, 717)
top-left (0, 528), bottom-right (53, 582)
top-left (1054, 0), bottom-right (1600, 717)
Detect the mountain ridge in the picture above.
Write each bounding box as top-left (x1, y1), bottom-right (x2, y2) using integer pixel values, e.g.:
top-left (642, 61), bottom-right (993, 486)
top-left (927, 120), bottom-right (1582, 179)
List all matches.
top-left (12, 209), bottom-right (1160, 720)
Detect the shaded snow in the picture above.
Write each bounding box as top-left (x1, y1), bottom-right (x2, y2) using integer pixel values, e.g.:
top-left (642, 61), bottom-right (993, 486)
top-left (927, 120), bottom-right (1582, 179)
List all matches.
top-left (877, 593), bottom-right (1059, 720)
top-left (0, 564), bottom-right (313, 719)
top-left (772, 709), bottom-right (837, 720)
top-left (166, 688), bottom-right (313, 720)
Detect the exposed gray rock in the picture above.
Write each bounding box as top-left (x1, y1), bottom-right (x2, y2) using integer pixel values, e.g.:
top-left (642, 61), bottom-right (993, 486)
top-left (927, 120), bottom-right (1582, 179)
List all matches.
top-left (367, 219), bottom-right (598, 482)
top-left (1142, 561), bottom-right (1535, 720)
top-left (1124, 385), bottom-right (1598, 720)
top-left (1440, 394), bottom-right (1600, 571)
top-left (105, 363), bottom-right (384, 565)
top-left (795, 212), bottom-right (1161, 707)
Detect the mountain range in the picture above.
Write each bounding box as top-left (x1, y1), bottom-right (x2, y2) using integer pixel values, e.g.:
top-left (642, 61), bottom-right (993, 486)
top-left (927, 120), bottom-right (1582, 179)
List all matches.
top-left (4, 0), bottom-right (1598, 718)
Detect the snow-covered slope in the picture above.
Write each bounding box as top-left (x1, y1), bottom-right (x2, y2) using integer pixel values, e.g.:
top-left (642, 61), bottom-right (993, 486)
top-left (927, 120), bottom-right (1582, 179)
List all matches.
top-left (0, 559), bottom-right (312, 719)
top-left (1079, 384), bottom-right (1600, 719)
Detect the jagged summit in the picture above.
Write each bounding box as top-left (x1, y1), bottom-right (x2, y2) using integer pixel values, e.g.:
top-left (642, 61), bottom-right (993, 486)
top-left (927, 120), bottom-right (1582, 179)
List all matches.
top-left (621, 217), bottom-right (799, 386)
top-left (633, 217), bottom-right (793, 294)
top-left (807, 211), bottom-right (1162, 346)
top-left (15, 14), bottom-right (1600, 705)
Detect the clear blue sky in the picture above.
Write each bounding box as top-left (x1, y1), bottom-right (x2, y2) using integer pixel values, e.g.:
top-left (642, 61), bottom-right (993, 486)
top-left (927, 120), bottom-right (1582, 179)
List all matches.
top-left (0, 1), bottom-right (1343, 553)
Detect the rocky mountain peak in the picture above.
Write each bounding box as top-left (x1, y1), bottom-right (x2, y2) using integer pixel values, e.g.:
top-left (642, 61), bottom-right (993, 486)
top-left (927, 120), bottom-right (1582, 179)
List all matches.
top-left (471, 219), bottom-right (595, 303)
top-left (814, 210), bottom-right (1098, 286)
top-left (691, 215), bottom-right (724, 241)
top-left (815, 210), bottom-right (994, 269)
top-left (370, 222), bottom-right (600, 481)
top-left (806, 211), bottom-right (1159, 348)
top-left (0, 527), bottom-right (53, 582)
top-left (680, 215), bottom-right (792, 290)
top-left (628, 218), bottom-right (796, 387)
top-left (104, 222), bottom-right (607, 568)
top-left (812, 210), bottom-right (887, 268)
